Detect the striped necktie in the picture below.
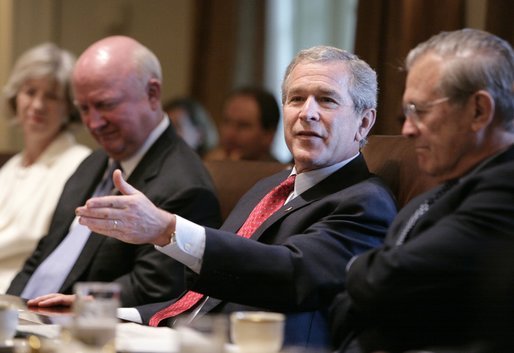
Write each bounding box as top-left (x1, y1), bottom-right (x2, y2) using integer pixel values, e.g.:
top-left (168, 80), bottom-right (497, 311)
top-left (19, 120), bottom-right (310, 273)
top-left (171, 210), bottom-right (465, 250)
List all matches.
top-left (395, 180), bottom-right (457, 246)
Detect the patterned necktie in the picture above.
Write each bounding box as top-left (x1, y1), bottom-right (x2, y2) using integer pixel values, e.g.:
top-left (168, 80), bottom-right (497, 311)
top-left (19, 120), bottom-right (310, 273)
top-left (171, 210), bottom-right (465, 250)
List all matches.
top-left (395, 179), bottom-right (457, 246)
top-left (149, 174), bottom-right (296, 327)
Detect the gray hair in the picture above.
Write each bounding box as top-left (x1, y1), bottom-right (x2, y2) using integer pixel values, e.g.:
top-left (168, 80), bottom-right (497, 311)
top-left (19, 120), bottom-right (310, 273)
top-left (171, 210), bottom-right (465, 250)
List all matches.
top-left (2, 42), bottom-right (79, 123)
top-left (281, 45), bottom-right (378, 114)
top-left (132, 43), bottom-right (162, 88)
top-left (405, 28), bottom-right (514, 131)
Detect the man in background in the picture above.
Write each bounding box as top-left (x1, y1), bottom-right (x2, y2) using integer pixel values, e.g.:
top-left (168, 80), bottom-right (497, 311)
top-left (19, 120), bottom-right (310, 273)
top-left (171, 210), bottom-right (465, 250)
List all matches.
top-left (163, 97), bottom-right (218, 157)
top-left (205, 86), bottom-right (280, 161)
top-left (330, 28), bottom-right (514, 353)
top-left (7, 36), bottom-right (221, 306)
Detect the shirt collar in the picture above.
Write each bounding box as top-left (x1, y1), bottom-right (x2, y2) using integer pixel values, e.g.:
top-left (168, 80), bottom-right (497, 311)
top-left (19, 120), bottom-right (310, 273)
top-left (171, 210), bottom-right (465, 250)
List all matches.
top-left (290, 152), bottom-right (360, 198)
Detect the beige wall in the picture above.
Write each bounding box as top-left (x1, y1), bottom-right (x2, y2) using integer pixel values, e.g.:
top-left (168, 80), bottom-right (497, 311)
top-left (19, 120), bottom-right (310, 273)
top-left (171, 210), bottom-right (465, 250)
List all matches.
top-left (0, 0), bottom-right (195, 152)
top-left (0, 0), bottom-right (14, 151)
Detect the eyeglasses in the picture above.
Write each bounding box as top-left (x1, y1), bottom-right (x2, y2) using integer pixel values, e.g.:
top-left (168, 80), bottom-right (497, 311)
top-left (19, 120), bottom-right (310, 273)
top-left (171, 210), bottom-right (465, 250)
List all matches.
top-left (402, 97), bottom-right (449, 127)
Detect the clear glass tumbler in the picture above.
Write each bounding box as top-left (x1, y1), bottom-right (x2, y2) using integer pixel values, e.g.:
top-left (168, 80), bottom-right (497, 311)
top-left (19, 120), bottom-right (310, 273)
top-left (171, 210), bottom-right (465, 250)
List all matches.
top-left (71, 282), bottom-right (121, 351)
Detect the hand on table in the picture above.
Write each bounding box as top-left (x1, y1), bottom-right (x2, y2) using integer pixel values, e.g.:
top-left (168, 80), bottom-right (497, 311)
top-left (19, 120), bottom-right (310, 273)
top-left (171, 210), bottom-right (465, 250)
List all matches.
top-left (27, 293), bottom-right (77, 307)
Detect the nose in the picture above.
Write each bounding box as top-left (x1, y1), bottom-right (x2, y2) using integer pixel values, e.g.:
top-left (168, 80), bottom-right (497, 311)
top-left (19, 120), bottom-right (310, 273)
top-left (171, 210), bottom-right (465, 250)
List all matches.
top-left (401, 116), bottom-right (419, 138)
top-left (218, 123), bottom-right (235, 147)
top-left (30, 93), bottom-right (45, 111)
top-left (299, 96), bottom-right (320, 121)
top-left (84, 108), bottom-right (107, 130)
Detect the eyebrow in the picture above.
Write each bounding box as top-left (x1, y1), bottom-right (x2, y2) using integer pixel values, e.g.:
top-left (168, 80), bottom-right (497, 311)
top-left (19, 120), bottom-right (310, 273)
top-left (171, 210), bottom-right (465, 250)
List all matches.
top-left (288, 86), bottom-right (343, 101)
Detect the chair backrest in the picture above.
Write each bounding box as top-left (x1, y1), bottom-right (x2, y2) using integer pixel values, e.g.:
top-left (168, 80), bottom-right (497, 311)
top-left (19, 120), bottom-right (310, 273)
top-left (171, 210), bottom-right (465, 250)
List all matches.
top-left (362, 135), bottom-right (439, 207)
top-left (203, 160), bottom-right (289, 221)
top-left (204, 135), bottom-right (438, 221)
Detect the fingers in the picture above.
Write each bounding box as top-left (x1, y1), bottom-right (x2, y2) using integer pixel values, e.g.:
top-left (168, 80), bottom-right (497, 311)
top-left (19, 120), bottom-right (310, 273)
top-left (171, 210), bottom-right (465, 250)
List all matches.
top-left (76, 202), bottom-right (118, 219)
top-left (81, 170), bottom-right (141, 209)
top-left (113, 169), bottom-right (139, 196)
top-left (81, 196), bottom-right (118, 209)
top-left (77, 216), bottom-right (122, 237)
top-left (27, 294), bottom-right (76, 307)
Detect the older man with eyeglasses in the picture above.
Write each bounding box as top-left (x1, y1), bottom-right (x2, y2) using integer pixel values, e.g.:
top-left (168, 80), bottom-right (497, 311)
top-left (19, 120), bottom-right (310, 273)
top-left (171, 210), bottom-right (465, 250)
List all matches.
top-left (330, 28), bottom-right (514, 353)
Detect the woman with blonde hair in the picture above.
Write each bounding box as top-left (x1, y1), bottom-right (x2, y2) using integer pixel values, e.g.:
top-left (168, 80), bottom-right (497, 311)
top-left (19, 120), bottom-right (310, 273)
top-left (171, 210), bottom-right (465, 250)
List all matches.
top-left (0, 43), bottom-right (91, 292)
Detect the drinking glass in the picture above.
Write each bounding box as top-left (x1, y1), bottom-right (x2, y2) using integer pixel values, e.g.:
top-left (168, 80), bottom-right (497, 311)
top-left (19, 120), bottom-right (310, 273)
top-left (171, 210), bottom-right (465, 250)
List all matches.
top-left (230, 311), bottom-right (285, 353)
top-left (175, 315), bottom-right (227, 353)
top-left (0, 302), bottom-right (18, 344)
top-left (71, 282), bottom-right (120, 351)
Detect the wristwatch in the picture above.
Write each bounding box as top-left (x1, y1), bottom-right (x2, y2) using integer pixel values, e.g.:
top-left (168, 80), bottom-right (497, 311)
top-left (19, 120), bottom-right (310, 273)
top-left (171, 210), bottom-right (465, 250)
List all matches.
top-left (166, 230), bottom-right (176, 245)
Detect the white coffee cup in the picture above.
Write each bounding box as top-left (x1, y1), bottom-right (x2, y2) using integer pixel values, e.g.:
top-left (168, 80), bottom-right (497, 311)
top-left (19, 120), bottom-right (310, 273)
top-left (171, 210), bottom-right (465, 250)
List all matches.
top-left (0, 303), bottom-right (18, 342)
top-left (230, 311), bottom-right (285, 353)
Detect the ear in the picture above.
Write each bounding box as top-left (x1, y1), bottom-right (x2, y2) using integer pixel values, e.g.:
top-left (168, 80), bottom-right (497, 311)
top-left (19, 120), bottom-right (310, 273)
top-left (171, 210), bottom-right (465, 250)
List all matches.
top-left (146, 78), bottom-right (162, 110)
top-left (470, 90), bottom-right (495, 132)
top-left (355, 108), bottom-right (376, 143)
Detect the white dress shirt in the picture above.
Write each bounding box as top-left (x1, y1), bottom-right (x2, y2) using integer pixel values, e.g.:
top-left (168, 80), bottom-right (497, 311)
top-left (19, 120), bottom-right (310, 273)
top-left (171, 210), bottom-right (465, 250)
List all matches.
top-left (19, 117), bottom-right (170, 298)
top-left (0, 132), bottom-right (91, 293)
top-left (118, 153), bottom-right (359, 323)
top-left (156, 153), bottom-right (359, 273)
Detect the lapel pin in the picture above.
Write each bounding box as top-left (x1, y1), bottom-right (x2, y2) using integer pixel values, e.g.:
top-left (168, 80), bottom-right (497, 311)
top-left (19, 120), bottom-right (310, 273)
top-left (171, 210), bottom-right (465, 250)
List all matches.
top-left (284, 206), bottom-right (293, 212)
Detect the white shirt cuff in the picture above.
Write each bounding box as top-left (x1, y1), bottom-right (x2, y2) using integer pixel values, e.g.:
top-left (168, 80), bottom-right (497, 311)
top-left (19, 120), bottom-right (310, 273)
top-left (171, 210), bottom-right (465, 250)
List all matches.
top-left (117, 307), bottom-right (143, 323)
top-left (155, 215), bottom-right (206, 273)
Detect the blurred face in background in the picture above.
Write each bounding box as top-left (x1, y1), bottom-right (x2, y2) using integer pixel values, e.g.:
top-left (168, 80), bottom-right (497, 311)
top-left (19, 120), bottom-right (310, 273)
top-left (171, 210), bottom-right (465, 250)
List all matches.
top-left (167, 107), bottom-right (202, 150)
top-left (220, 94), bottom-right (274, 160)
top-left (16, 77), bottom-right (68, 144)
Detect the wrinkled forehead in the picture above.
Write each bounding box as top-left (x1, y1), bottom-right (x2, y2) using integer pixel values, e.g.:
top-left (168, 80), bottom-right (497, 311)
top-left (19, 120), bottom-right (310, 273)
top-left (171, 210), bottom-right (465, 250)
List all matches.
top-left (73, 64), bottom-right (141, 98)
top-left (404, 53), bottom-right (445, 101)
top-left (286, 61), bottom-right (351, 98)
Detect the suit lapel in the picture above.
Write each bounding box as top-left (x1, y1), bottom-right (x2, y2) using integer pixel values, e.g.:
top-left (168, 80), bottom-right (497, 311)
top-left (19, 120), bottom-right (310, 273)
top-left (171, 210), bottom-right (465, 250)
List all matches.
top-left (41, 153), bottom-right (108, 257)
top-left (62, 127), bottom-right (176, 291)
top-left (220, 170), bottom-right (291, 233)
top-left (126, 125), bottom-right (175, 190)
top-left (390, 145), bottom-right (514, 245)
top-left (231, 155), bottom-right (372, 241)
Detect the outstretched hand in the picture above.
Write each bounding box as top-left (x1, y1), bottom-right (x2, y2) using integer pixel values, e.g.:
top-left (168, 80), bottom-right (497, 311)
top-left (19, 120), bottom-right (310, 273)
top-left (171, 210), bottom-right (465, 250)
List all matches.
top-left (75, 169), bottom-right (175, 246)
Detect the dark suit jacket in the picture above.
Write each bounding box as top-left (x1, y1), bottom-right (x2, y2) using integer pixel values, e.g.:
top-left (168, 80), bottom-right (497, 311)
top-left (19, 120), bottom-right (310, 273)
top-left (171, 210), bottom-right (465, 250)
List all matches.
top-left (138, 154), bottom-right (397, 349)
top-left (331, 145), bottom-right (514, 353)
top-left (8, 125), bottom-right (222, 307)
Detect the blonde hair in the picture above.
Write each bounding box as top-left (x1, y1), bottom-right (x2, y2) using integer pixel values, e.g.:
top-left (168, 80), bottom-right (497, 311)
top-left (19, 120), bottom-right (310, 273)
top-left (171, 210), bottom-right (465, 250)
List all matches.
top-left (2, 42), bottom-right (79, 123)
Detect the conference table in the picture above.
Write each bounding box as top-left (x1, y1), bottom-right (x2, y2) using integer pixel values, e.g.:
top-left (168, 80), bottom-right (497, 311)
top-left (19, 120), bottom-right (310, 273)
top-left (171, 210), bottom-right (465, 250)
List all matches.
top-left (2, 294), bottom-right (184, 353)
top-left (3, 295), bottom-right (305, 353)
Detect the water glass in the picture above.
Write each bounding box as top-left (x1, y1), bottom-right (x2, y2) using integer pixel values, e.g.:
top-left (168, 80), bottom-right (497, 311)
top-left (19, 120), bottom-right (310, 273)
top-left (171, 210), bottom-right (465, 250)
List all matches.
top-left (71, 282), bottom-right (120, 350)
top-left (0, 302), bottom-right (18, 343)
top-left (175, 315), bottom-right (227, 353)
top-left (230, 311), bottom-right (285, 353)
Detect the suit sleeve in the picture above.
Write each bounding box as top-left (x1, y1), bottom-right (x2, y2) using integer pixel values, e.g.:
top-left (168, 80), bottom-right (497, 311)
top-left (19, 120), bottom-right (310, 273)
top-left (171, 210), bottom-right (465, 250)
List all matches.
top-left (341, 165), bottom-right (514, 339)
top-left (187, 180), bottom-right (396, 312)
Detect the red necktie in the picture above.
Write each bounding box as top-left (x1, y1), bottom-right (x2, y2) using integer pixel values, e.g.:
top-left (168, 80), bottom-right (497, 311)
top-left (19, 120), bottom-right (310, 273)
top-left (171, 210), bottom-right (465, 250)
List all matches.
top-left (149, 174), bottom-right (296, 327)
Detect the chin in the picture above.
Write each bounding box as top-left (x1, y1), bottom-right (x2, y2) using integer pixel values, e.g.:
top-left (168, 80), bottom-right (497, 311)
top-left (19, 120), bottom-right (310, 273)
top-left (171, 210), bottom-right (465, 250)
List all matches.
top-left (292, 158), bottom-right (317, 173)
top-left (103, 146), bottom-right (126, 160)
